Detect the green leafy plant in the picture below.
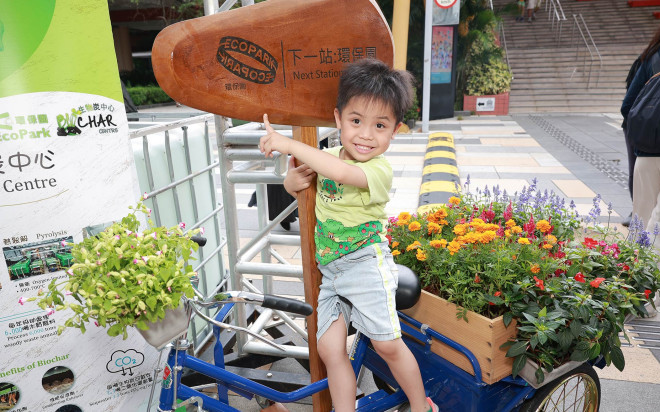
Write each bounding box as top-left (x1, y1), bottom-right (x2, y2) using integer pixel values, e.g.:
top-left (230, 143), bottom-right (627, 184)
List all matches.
top-left (28, 198), bottom-right (200, 339)
top-left (403, 86), bottom-right (420, 124)
top-left (465, 58), bottom-right (512, 96)
top-left (387, 179), bottom-right (660, 384)
top-left (127, 85), bottom-right (173, 106)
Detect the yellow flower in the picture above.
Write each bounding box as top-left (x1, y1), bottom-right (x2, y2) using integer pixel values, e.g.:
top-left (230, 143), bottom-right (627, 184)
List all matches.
top-left (542, 243), bottom-right (553, 250)
top-left (398, 212), bottom-right (411, 221)
top-left (545, 234), bottom-right (557, 245)
top-left (392, 241), bottom-right (399, 248)
top-left (427, 222), bottom-right (442, 234)
top-left (453, 224), bottom-right (467, 236)
top-left (447, 240), bottom-right (462, 255)
top-left (392, 250), bottom-right (401, 256)
top-left (510, 225), bottom-right (523, 234)
top-left (504, 229), bottom-right (512, 237)
top-left (505, 219), bottom-right (516, 228)
top-left (416, 249), bottom-right (427, 261)
top-left (408, 221), bottom-right (422, 231)
top-left (406, 241), bottom-right (422, 251)
top-left (396, 219), bottom-right (409, 227)
top-left (530, 264), bottom-right (540, 274)
top-left (430, 239), bottom-right (447, 249)
top-left (480, 231), bottom-right (497, 243)
top-left (518, 237), bottom-right (531, 245)
top-left (448, 196), bottom-right (461, 205)
top-left (536, 220), bottom-right (552, 234)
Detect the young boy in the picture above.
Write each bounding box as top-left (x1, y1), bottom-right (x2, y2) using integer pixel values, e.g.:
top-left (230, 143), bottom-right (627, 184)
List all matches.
top-left (259, 59), bottom-right (437, 412)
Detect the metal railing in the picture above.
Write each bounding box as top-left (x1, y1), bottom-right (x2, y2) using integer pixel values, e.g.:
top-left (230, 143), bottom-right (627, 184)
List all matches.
top-left (545, 0), bottom-right (567, 44)
top-left (130, 114), bottom-right (228, 355)
top-left (570, 13), bottom-right (602, 88)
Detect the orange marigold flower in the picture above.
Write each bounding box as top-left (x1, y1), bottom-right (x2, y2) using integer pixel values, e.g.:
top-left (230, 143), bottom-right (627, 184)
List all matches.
top-left (396, 219), bottom-right (409, 227)
top-left (505, 219), bottom-right (516, 228)
top-left (439, 219), bottom-right (449, 225)
top-left (434, 209), bottom-right (448, 219)
top-left (448, 196), bottom-right (461, 205)
top-left (480, 231), bottom-right (497, 243)
top-left (453, 224), bottom-right (467, 236)
top-left (406, 241), bottom-right (422, 251)
top-left (474, 274), bottom-right (481, 283)
top-left (530, 264), bottom-right (541, 274)
top-left (398, 212), bottom-right (411, 221)
top-left (536, 220), bottom-right (552, 234)
top-left (391, 241), bottom-right (399, 248)
top-left (545, 234), bottom-right (557, 245)
top-left (427, 222), bottom-right (442, 234)
top-left (542, 243), bottom-right (553, 250)
top-left (447, 240), bottom-right (462, 255)
top-left (392, 250), bottom-right (401, 256)
top-left (504, 229), bottom-right (512, 237)
top-left (510, 225), bottom-right (523, 234)
top-left (408, 221), bottom-right (421, 231)
top-left (416, 249), bottom-right (427, 261)
top-left (430, 239), bottom-right (447, 249)
top-left (518, 237), bottom-right (531, 245)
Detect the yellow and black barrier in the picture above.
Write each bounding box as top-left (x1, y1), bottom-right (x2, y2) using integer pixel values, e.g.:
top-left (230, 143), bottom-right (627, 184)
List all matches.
top-left (417, 132), bottom-right (460, 215)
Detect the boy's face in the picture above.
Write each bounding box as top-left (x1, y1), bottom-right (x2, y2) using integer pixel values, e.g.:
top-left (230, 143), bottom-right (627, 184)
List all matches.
top-left (334, 96), bottom-right (402, 162)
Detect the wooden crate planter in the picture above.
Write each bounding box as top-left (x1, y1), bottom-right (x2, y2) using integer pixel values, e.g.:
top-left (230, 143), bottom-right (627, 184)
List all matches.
top-left (402, 290), bottom-right (517, 384)
top-left (463, 92), bottom-right (509, 116)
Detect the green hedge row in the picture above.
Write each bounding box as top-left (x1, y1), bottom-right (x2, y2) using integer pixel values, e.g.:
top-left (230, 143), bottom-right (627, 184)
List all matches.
top-left (127, 85), bottom-right (173, 106)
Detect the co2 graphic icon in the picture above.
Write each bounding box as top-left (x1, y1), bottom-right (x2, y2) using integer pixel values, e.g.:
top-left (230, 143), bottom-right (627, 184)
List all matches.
top-left (434, 0), bottom-right (458, 8)
top-left (106, 349), bottom-right (145, 376)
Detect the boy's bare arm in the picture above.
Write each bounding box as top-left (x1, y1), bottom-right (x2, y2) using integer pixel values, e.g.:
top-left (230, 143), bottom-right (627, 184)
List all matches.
top-left (283, 156), bottom-right (316, 199)
top-left (259, 114), bottom-right (368, 188)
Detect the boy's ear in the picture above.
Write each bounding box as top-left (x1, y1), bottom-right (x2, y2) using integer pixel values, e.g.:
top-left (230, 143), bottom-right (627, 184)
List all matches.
top-left (333, 108), bottom-right (342, 129)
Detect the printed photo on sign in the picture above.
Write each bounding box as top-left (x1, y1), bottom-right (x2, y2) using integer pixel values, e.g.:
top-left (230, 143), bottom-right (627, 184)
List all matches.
top-left (3, 236), bottom-right (73, 281)
top-left (433, 0), bottom-right (459, 25)
top-left (0, 382), bottom-right (19, 411)
top-left (42, 366), bottom-right (75, 395)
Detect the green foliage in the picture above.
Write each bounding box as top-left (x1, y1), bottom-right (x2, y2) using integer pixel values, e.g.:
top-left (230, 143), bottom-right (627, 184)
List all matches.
top-left (127, 85), bottom-right (173, 106)
top-left (388, 180), bottom-right (660, 384)
top-left (32, 200), bottom-right (200, 339)
top-left (465, 58), bottom-right (512, 96)
top-left (403, 86), bottom-right (420, 122)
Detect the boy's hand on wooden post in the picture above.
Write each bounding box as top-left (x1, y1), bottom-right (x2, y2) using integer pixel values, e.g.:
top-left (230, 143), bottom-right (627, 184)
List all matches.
top-left (259, 113), bottom-right (291, 158)
top-left (284, 156), bottom-right (316, 198)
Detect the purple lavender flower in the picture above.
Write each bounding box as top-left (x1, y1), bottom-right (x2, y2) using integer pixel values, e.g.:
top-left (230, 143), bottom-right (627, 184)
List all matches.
top-left (637, 230), bottom-right (652, 247)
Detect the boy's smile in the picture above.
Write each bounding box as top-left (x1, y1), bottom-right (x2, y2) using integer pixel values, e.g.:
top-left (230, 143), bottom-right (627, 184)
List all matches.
top-left (334, 96), bottom-right (402, 162)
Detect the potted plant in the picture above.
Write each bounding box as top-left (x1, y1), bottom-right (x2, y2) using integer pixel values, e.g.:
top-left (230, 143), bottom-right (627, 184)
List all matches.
top-left (456, 1), bottom-right (512, 114)
top-left (388, 179), bottom-right (660, 386)
top-left (24, 196), bottom-right (201, 342)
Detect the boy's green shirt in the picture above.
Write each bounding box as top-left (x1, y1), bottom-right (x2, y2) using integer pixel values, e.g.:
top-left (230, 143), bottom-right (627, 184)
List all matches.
top-left (314, 146), bottom-right (392, 265)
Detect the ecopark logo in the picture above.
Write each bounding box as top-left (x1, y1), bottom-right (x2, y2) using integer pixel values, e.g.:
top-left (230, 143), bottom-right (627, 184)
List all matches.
top-left (56, 106), bottom-right (118, 136)
top-left (216, 36), bottom-right (278, 84)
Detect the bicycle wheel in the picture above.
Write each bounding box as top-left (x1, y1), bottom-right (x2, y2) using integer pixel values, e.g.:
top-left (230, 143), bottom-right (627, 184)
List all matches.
top-left (518, 363), bottom-right (600, 412)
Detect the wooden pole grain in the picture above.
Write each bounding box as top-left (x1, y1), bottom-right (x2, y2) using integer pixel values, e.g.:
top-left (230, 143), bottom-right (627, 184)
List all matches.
top-left (292, 125), bottom-right (331, 411)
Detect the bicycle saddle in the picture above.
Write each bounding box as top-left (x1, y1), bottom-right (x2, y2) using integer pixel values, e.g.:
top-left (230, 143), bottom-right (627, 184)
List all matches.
top-left (395, 264), bottom-right (421, 310)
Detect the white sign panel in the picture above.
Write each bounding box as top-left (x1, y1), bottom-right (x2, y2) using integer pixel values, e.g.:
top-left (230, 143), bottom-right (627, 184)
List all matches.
top-left (476, 97), bottom-right (496, 112)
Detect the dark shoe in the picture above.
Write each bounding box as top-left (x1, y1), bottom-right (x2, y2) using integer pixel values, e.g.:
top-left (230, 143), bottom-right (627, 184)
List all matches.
top-left (622, 212), bottom-right (632, 227)
top-left (280, 222), bottom-right (291, 231)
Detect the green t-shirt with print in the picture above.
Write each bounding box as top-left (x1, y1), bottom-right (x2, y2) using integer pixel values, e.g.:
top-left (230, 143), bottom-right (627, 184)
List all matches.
top-left (314, 146), bottom-right (392, 265)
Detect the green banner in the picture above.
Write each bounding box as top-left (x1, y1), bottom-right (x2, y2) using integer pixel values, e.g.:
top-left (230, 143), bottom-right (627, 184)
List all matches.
top-left (0, 0), bottom-right (121, 101)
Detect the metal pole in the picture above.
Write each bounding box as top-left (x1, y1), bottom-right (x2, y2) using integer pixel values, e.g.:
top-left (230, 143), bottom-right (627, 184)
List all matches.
top-left (421, 0), bottom-right (432, 133)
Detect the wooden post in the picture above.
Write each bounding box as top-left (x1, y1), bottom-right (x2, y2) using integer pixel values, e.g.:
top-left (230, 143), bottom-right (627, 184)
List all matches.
top-left (292, 125), bottom-right (332, 412)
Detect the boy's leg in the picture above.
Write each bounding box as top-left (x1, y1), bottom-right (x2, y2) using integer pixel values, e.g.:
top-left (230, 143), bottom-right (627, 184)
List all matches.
top-left (371, 338), bottom-right (430, 412)
top-left (317, 313), bottom-right (356, 412)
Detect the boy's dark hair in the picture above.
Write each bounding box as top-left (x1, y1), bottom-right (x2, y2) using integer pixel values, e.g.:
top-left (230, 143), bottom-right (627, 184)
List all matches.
top-left (336, 59), bottom-right (415, 124)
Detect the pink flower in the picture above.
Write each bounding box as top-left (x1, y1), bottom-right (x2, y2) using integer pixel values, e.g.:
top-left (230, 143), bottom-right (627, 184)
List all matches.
top-left (115, 235), bottom-right (121, 240)
top-left (156, 251), bottom-right (162, 256)
top-left (45, 308), bottom-right (55, 316)
top-left (133, 259), bottom-right (139, 264)
top-left (167, 286), bottom-right (172, 293)
top-left (137, 280), bottom-right (142, 285)
top-left (67, 269), bottom-right (73, 276)
top-left (18, 296), bottom-right (27, 305)
top-left (200, 227), bottom-right (205, 235)
top-left (94, 321), bottom-right (100, 327)
top-left (152, 232), bottom-right (158, 239)
top-left (96, 260), bottom-right (102, 266)
top-left (179, 222), bottom-right (186, 230)
top-left (143, 192), bottom-right (149, 200)
top-left (142, 256), bottom-right (149, 263)
top-left (60, 240), bottom-right (67, 247)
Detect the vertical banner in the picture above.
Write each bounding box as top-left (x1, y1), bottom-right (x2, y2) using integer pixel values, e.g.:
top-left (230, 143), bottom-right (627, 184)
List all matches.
top-left (0, 1), bottom-right (157, 411)
top-left (431, 26), bottom-right (453, 84)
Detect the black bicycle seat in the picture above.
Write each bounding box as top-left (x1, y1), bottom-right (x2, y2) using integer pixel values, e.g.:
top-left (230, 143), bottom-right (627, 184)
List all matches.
top-left (395, 264), bottom-right (421, 310)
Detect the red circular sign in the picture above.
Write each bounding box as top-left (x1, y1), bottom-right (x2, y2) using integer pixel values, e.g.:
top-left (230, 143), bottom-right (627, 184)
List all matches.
top-left (434, 0), bottom-right (458, 9)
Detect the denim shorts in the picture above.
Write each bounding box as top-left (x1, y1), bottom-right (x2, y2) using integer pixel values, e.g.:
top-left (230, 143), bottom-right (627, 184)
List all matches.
top-left (316, 242), bottom-right (401, 342)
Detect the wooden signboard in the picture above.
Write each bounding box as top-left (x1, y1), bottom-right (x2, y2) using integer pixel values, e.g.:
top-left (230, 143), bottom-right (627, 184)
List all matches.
top-left (152, 0), bottom-right (393, 126)
top-left (152, 1), bottom-right (394, 410)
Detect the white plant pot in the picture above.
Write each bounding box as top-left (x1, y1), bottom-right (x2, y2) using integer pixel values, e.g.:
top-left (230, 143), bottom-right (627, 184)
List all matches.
top-left (518, 359), bottom-right (584, 389)
top-left (138, 304), bottom-right (190, 350)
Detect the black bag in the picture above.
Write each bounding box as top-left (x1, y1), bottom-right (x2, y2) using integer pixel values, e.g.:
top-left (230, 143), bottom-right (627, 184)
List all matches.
top-left (627, 54), bottom-right (660, 153)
